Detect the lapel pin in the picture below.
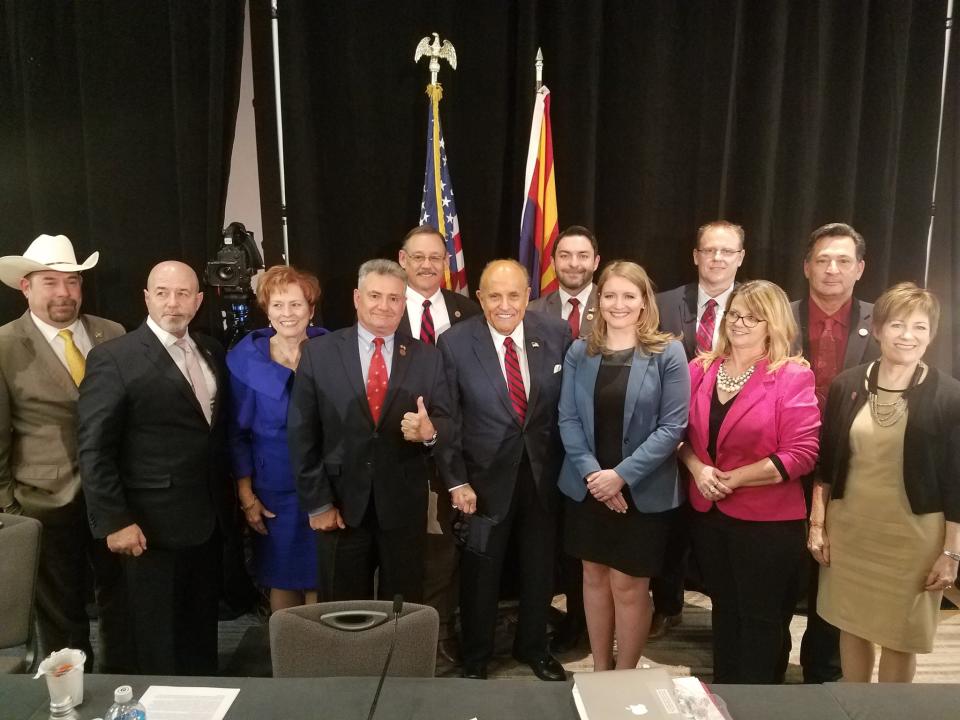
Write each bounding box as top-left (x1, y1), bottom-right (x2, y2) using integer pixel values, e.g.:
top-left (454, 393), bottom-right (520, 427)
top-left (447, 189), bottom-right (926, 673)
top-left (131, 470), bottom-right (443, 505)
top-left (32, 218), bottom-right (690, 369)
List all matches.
top-left (94, 331), bottom-right (103, 340)
top-left (585, 312), bottom-right (594, 322)
top-left (531, 341), bottom-right (540, 348)
top-left (851, 392), bottom-right (858, 401)
top-left (858, 328), bottom-right (868, 337)
top-left (399, 344), bottom-right (407, 357)
top-left (454, 310), bottom-right (462, 318)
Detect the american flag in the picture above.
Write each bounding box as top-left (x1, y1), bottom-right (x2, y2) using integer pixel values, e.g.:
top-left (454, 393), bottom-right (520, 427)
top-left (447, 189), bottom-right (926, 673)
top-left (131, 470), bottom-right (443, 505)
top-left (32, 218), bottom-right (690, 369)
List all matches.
top-left (420, 85), bottom-right (468, 294)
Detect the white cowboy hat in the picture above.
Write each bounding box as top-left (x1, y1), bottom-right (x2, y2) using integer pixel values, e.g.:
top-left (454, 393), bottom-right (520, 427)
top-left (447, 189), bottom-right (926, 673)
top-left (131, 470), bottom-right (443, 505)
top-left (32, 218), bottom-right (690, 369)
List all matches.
top-left (0, 234), bottom-right (99, 288)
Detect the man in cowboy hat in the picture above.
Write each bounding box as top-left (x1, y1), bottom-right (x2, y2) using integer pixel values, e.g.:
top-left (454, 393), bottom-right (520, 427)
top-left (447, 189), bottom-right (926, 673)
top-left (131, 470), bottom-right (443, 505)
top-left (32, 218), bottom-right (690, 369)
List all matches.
top-left (0, 234), bottom-right (127, 672)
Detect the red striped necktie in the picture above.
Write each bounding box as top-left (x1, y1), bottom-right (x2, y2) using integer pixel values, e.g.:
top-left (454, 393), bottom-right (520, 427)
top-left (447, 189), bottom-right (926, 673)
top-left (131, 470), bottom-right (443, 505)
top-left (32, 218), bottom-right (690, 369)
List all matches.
top-left (502, 336), bottom-right (527, 424)
top-left (696, 298), bottom-right (718, 352)
top-left (420, 299), bottom-right (435, 345)
top-left (567, 298), bottom-right (581, 338)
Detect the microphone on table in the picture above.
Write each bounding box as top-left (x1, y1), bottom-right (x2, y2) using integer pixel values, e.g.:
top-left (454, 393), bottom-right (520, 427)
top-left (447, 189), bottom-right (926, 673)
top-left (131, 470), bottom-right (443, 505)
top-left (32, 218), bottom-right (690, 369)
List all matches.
top-left (366, 594), bottom-right (404, 720)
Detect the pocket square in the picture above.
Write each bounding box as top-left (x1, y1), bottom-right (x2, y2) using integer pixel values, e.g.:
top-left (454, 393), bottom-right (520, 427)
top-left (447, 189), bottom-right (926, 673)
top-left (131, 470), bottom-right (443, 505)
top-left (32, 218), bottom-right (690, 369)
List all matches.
top-left (553, 364), bottom-right (562, 373)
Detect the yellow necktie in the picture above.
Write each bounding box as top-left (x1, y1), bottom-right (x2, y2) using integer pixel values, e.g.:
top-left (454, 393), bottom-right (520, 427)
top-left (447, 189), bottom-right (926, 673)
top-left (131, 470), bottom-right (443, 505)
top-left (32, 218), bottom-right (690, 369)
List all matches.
top-left (57, 329), bottom-right (86, 386)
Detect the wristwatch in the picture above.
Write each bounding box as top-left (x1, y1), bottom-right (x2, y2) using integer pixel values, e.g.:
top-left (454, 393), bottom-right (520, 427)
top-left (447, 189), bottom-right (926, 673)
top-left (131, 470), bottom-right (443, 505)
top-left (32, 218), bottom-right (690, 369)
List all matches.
top-left (423, 430), bottom-right (439, 448)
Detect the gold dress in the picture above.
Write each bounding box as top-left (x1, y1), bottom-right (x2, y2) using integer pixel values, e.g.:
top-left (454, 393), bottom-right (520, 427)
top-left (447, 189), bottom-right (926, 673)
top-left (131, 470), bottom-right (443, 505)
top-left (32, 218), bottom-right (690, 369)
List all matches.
top-left (817, 388), bottom-right (945, 653)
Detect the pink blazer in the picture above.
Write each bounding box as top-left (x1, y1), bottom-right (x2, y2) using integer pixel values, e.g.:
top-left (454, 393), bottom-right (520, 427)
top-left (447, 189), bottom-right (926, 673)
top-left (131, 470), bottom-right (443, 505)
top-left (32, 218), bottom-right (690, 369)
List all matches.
top-left (686, 358), bottom-right (820, 521)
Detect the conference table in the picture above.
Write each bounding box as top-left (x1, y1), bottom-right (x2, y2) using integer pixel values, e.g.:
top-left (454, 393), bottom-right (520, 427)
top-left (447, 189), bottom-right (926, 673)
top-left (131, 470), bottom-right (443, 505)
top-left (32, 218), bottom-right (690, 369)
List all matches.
top-left (3, 673), bottom-right (957, 720)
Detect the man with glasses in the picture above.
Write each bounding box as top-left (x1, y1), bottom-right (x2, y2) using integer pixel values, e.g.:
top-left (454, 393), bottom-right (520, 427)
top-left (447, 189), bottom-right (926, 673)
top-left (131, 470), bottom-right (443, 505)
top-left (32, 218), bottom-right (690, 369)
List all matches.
top-left (397, 225), bottom-right (479, 667)
top-left (653, 220), bottom-right (745, 639)
top-left (791, 222), bottom-right (879, 684)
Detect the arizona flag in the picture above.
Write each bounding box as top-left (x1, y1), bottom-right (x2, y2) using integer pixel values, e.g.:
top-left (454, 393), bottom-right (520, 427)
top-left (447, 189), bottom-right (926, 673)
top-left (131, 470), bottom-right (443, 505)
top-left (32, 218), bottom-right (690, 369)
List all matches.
top-left (420, 84), bottom-right (468, 295)
top-left (518, 86), bottom-right (559, 299)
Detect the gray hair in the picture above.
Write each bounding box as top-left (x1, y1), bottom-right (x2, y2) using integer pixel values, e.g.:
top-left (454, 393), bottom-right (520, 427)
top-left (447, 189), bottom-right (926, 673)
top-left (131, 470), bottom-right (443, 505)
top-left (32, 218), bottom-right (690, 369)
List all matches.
top-left (357, 259), bottom-right (407, 287)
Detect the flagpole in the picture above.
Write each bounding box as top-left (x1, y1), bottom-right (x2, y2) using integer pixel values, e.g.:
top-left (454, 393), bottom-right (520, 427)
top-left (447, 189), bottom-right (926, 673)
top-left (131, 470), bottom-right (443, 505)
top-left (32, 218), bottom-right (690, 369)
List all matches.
top-left (269, 0), bottom-right (291, 264)
top-left (536, 48), bottom-right (543, 91)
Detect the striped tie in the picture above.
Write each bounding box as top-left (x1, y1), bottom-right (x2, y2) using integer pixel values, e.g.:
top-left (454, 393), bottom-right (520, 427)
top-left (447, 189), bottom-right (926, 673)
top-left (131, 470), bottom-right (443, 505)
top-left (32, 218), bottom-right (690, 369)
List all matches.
top-left (696, 298), bottom-right (718, 352)
top-left (502, 336), bottom-right (527, 424)
top-left (420, 299), bottom-right (435, 345)
top-left (567, 298), bottom-right (581, 338)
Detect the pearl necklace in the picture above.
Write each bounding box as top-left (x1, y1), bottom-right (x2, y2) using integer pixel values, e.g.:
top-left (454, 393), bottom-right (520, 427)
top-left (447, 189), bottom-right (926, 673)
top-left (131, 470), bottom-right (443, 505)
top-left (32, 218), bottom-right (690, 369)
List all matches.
top-left (716, 361), bottom-right (756, 393)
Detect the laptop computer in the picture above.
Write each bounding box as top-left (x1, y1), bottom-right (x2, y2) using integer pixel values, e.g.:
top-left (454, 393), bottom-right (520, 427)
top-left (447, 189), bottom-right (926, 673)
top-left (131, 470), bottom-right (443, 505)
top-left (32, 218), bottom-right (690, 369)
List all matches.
top-left (573, 667), bottom-right (682, 720)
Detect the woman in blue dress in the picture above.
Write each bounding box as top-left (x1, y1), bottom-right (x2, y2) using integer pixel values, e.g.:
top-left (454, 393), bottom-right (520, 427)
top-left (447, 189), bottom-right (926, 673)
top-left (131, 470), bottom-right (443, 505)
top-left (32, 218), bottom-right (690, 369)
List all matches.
top-left (228, 265), bottom-right (326, 611)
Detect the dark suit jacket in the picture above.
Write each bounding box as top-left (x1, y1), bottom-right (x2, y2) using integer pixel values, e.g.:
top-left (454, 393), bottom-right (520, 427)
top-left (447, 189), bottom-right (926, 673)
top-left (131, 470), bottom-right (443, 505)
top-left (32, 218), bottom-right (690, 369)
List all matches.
top-left (790, 297), bottom-right (880, 368)
top-left (0, 311), bottom-right (123, 516)
top-left (78, 323), bottom-right (233, 549)
top-left (287, 325), bottom-right (454, 531)
top-left (527, 286), bottom-right (598, 339)
top-left (438, 312), bottom-right (572, 522)
top-left (400, 288), bottom-right (481, 338)
top-left (656, 282), bottom-right (738, 361)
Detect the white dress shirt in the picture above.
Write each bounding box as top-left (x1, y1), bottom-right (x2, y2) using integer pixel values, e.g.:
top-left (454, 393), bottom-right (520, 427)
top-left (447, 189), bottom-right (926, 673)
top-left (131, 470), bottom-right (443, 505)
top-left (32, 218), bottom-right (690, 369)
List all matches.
top-left (697, 283), bottom-right (735, 348)
top-left (558, 283), bottom-right (594, 321)
top-left (30, 313), bottom-right (93, 370)
top-left (404, 287), bottom-right (451, 338)
top-left (486, 322), bottom-right (530, 398)
top-left (145, 316), bottom-right (217, 402)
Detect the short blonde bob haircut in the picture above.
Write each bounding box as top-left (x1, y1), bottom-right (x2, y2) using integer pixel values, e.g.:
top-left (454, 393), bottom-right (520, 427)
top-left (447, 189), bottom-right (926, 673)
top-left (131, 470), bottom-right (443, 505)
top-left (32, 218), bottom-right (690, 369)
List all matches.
top-left (586, 261), bottom-right (673, 356)
top-left (695, 279), bottom-right (807, 372)
top-left (256, 265), bottom-right (321, 313)
top-left (871, 282), bottom-right (940, 340)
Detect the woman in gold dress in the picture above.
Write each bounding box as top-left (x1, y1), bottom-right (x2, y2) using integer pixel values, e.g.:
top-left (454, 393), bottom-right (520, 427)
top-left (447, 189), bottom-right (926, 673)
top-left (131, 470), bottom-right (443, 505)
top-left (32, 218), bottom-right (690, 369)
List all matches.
top-left (809, 283), bottom-right (960, 682)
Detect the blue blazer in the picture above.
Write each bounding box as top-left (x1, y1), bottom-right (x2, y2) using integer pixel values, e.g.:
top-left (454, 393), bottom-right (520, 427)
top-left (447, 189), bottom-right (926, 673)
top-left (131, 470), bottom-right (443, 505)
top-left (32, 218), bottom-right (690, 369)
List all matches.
top-left (557, 338), bottom-right (690, 513)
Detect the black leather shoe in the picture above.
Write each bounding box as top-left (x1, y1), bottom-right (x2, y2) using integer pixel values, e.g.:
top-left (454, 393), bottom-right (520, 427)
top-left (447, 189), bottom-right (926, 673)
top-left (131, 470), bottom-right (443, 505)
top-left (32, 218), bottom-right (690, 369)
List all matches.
top-left (516, 653), bottom-right (566, 681)
top-left (437, 637), bottom-right (461, 666)
top-left (461, 663), bottom-right (487, 680)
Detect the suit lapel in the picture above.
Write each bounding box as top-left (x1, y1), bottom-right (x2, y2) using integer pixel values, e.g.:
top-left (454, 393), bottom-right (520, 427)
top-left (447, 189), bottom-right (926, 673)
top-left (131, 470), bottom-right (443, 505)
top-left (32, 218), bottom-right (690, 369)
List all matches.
top-left (442, 289), bottom-right (467, 324)
top-left (193, 335), bottom-right (223, 425)
top-left (379, 335), bottom-right (412, 425)
top-left (80, 315), bottom-right (110, 347)
top-left (843, 299), bottom-right (869, 368)
top-left (524, 323), bottom-right (546, 426)
top-left (681, 283), bottom-right (699, 357)
top-left (716, 361), bottom-right (774, 448)
top-left (399, 307), bottom-right (414, 337)
top-left (138, 324), bottom-right (206, 420)
top-left (15, 313), bottom-right (78, 398)
top-left (797, 297), bottom-right (812, 359)
top-left (473, 320), bottom-right (517, 423)
top-left (622, 350), bottom-right (653, 432)
top-left (580, 286), bottom-right (598, 337)
top-left (338, 326), bottom-right (374, 426)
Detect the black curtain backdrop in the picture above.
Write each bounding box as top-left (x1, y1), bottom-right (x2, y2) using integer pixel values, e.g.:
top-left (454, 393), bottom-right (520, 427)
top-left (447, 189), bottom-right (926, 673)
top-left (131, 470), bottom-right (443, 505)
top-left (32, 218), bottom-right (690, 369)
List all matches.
top-left (0, 0), bottom-right (245, 330)
top-left (276, 0), bottom-right (951, 344)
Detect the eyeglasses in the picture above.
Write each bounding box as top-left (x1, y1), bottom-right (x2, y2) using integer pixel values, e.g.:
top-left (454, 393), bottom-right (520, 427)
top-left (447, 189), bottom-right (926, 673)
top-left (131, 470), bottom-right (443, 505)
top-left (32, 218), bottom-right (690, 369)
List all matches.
top-left (696, 248), bottom-right (742, 259)
top-left (405, 253), bottom-right (448, 265)
top-left (724, 310), bottom-right (765, 328)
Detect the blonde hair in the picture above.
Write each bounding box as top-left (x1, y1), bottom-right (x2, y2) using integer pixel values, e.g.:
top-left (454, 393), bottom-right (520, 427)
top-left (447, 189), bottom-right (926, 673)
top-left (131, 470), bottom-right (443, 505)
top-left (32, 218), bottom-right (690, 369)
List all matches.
top-left (872, 282), bottom-right (940, 340)
top-left (586, 261), bottom-right (673, 356)
top-left (695, 279), bottom-right (807, 372)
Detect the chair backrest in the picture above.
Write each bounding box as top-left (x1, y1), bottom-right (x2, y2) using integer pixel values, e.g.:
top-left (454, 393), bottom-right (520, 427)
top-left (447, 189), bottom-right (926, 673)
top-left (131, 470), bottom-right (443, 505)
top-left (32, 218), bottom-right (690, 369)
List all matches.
top-left (269, 600), bottom-right (439, 678)
top-left (0, 515), bottom-right (42, 664)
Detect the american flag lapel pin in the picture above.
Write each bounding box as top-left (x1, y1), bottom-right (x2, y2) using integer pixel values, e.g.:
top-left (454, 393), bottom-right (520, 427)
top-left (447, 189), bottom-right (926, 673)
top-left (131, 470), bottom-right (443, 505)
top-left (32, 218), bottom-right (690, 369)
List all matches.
top-left (399, 344), bottom-right (407, 357)
top-left (858, 328), bottom-right (868, 337)
top-left (531, 341), bottom-right (540, 349)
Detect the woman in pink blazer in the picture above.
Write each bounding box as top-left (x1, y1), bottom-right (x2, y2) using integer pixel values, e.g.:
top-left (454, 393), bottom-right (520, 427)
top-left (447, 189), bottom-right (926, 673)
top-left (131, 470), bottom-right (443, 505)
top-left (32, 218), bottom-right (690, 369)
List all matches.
top-left (679, 280), bottom-right (820, 684)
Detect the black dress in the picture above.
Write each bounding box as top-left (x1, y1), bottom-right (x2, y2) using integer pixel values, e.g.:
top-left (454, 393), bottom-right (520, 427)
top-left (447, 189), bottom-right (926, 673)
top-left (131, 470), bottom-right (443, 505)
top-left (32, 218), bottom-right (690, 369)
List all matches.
top-left (564, 348), bottom-right (673, 577)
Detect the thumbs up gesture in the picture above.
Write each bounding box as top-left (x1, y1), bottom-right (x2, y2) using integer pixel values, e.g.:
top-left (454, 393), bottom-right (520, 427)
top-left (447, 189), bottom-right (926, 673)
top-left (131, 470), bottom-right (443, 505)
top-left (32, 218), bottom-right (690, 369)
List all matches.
top-left (401, 395), bottom-right (436, 443)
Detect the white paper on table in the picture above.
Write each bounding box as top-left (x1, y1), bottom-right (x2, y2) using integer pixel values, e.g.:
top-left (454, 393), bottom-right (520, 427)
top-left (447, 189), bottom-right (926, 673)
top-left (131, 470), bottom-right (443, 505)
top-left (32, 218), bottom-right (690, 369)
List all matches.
top-left (672, 677), bottom-right (727, 720)
top-left (138, 685), bottom-right (240, 720)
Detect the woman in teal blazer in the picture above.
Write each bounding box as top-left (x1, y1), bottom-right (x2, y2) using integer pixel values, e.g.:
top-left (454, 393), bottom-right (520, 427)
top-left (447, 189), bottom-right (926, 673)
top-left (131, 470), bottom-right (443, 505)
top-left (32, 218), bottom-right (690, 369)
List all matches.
top-left (558, 261), bottom-right (689, 671)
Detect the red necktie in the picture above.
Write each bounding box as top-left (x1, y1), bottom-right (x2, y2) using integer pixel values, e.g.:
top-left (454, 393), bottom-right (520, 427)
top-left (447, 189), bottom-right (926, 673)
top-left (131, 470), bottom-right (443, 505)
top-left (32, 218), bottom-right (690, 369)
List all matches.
top-left (567, 298), bottom-right (581, 338)
top-left (503, 337), bottom-right (527, 424)
top-left (420, 299), bottom-right (435, 345)
top-left (814, 317), bottom-right (838, 410)
top-left (696, 298), bottom-right (718, 352)
top-left (366, 337), bottom-right (388, 424)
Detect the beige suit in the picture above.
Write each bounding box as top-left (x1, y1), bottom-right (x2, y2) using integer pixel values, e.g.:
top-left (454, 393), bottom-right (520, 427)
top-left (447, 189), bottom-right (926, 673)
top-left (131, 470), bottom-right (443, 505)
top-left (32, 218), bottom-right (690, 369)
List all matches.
top-left (0, 309), bottom-right (125, 670)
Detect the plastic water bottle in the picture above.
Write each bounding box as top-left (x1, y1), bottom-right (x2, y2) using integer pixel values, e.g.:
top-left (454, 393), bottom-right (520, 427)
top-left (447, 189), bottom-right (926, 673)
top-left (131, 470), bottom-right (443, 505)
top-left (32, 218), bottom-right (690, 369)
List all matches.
top-left (104, 686), bottom-right (146, 720)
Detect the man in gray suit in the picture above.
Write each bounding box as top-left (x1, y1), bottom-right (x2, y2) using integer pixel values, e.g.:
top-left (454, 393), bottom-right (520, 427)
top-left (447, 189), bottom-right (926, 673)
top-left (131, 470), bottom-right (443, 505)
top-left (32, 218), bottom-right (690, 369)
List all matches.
top-left (653, 220), bottom-right (745, 639)
top-left (527, 225), bottom-right (600, 340)
top-left (527, 224), bottom-right (600, 651)
top-left (0, 234), bottom-right (126, 671)
top-left (792, 222), bottom-right (879, 684)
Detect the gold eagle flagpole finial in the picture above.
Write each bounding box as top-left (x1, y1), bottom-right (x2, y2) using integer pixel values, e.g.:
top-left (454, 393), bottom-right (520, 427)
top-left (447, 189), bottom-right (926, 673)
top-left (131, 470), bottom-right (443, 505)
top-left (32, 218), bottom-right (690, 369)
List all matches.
top-left (415, 32), bottom-right (457, 87)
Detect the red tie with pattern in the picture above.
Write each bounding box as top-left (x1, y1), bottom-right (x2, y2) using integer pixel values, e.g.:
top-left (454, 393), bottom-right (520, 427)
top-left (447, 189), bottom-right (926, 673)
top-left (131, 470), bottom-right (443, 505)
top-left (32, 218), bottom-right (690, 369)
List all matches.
top-left (366, 337), bottom-right (388, 424)
top-left (814, 317), bottom-right (838, 410)
top-left (567, 298), bottom-right (581, 338)
top-left (502, 336), bottom-right (527, 424)
top-left (696, 298), bottom-right (718, 352)
top-left (420, 299), bottom-right (435, 345)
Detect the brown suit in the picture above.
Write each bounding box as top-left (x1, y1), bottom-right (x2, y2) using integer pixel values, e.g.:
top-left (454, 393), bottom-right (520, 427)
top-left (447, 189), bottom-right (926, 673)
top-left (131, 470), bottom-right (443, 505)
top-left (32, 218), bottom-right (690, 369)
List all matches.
top-left (0, 310), bottom-right (126, 671)
top-left (527, 286), bottom-right (598, 338)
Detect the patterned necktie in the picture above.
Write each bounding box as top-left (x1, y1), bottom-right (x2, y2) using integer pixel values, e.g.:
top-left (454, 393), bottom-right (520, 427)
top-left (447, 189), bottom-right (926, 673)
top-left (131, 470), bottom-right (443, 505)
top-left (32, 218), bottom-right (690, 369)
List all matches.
top-left (815, 317), bottom-right (839, 409)
top-left (174, 338), bottom-right (213, 424)
top-left (366, 337), bottom-right (388, 424)
top-left (503, 336), bottom-right (527, 424)
top-left (57, 329), bottom-right (85, 386)
top-left (420, 299), bottom-right (435, 345)
top-left (696, 298), bottom-right (718, 352)
top-left (567, 298), bottom-right (581, 339)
